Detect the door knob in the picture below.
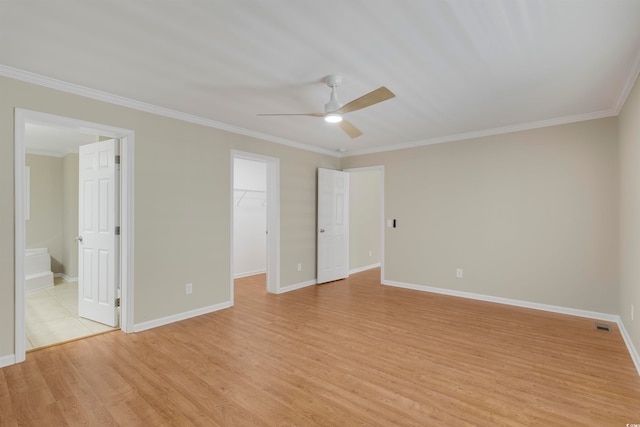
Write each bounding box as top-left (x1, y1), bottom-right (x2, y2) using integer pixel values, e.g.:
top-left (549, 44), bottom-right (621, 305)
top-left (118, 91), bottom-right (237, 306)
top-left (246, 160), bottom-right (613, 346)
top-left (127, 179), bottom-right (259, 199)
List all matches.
top-left (75, 235), bottom-right (83, 243)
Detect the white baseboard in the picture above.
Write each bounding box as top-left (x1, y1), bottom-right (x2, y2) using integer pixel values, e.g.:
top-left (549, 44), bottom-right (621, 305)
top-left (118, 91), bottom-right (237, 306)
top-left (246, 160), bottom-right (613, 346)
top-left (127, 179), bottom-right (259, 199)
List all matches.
top-left (132, 300), bottom-right (233, 333)
top-left (234, 269), bottom-right (266, 279)
top-left (383, 279), bottom-right (640, 376)
top-left (276, 279), bottom-right (317, 294)
top-left (349, 263), bottom-right (381, 275)
top-left (617, 318), bottom-right (640, 376)
top-left (55, 273), bottom-right (78, 282)
top-left (0, 354), bottom-right (16, 368)
top-left (383, 279), bottom-right (619, 322)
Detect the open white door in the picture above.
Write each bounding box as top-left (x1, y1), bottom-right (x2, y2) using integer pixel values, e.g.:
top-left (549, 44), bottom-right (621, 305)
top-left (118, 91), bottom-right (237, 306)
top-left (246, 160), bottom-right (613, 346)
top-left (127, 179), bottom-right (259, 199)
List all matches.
top-left (78, 139), bottom-right (119, 327)
top-left (317, 168), bottom-right (349, 284)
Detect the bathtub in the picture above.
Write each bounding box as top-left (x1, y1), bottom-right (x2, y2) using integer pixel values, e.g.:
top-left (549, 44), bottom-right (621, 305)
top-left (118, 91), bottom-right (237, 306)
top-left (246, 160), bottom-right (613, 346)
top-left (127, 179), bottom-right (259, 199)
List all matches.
top-left (25, 248), bottom-right (54, 294)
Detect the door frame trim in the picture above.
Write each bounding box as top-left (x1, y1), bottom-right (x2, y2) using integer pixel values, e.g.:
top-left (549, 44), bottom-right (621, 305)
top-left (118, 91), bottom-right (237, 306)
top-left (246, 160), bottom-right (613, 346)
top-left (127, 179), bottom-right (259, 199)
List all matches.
top-left (230, 151), bottom-right (280, 298)
top-left (14, 108), bottom-right (135, 364)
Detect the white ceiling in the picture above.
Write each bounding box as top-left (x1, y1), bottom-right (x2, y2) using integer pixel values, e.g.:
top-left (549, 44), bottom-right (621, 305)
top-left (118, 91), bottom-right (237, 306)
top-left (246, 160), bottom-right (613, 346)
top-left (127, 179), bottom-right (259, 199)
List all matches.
top-left (24, 124), bottom-right (97, 157)
top-left (2, 1), bottom-right (640, 156)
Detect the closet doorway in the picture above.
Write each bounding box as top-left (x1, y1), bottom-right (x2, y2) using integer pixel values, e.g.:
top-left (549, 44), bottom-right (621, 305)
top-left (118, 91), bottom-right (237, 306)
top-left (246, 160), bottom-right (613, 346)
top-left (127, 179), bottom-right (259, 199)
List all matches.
top-left (230, 151), bottom-right (280, 299)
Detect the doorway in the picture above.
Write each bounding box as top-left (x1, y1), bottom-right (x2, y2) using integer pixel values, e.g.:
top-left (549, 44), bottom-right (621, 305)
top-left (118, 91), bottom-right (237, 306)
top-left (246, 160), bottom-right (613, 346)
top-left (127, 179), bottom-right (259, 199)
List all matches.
top-left (230, 151), bottom-right (280, 300)
top-left (345, 166), bottom-right (384, 279)
top-left (14, 109), bottom-right (134, 364)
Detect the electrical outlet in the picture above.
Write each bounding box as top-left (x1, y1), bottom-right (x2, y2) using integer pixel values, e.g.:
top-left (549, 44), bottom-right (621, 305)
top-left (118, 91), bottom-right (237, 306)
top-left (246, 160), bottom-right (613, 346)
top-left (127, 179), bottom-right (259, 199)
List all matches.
top-left (185, 283), bottom-right (192, 295)
top-left (369, 250), bottom-right (373, 257)
top-left (297, 263), bottom-right (302, 272)
top-left (456, 268), bottom-right (463, 278)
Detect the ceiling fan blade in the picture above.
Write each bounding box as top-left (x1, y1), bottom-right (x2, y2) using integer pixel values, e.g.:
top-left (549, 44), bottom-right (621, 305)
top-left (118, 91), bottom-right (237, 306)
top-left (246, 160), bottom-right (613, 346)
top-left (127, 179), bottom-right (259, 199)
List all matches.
top-left (339, 119), bottom-right (363, 138)
top-left (257, 112), bottom-right (324, 117)
top-left (337, 86), bottom-right (395, 115)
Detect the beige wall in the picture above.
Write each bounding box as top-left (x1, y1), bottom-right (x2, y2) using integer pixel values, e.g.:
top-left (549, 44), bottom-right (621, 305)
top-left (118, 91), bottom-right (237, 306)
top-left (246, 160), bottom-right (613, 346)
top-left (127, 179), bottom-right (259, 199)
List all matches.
top-left (342, 118), bottom-right (620, 314)
top-left (1, 72), bottom-right (634, 365)
top-left (348, 168), bottom-right (382, 270)
top-left (0, 76), bottom-right (338, 359)
top-left (25, 154), bottom-right (63, 274)
top-left (62, 153), bottom-right (79, 278)
top-left (619, 74), bottom-right (640, 362)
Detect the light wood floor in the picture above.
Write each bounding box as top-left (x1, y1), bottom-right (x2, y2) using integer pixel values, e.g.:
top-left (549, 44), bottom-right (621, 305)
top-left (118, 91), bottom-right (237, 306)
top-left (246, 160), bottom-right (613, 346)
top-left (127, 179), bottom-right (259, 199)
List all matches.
top-left (1, 268), bottom-right (639, 426)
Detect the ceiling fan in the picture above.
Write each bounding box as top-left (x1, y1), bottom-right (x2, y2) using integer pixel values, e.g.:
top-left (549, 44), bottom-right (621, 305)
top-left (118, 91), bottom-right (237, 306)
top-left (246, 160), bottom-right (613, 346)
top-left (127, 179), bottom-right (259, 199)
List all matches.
top-left (257, 75), bottom-right (395, 138)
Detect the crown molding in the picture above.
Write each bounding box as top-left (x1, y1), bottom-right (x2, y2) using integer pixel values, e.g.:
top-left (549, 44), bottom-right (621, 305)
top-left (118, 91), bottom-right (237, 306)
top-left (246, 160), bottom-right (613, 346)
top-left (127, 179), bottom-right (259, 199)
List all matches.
top-left (341, 108), bottom-right (618, 158)
top-left (614, 48), bottom-right (640, 114)
top-left (2, 63), bottom-right (634, 160)
top-left (0, 64), bottom-right (338, 157)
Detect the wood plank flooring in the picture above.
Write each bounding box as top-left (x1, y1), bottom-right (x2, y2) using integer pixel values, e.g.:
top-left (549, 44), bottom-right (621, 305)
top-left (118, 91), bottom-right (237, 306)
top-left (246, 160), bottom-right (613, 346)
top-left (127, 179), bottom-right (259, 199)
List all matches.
top-left (2, 268), bottom-right (639, 426)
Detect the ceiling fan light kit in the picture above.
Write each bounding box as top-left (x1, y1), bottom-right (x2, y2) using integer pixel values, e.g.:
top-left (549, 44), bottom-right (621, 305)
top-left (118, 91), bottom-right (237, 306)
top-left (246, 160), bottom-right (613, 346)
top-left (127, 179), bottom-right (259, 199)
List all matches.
top-left (324, 113), bottom-right (343, 123)
top-left (257, 74), bottom-right (395, 138)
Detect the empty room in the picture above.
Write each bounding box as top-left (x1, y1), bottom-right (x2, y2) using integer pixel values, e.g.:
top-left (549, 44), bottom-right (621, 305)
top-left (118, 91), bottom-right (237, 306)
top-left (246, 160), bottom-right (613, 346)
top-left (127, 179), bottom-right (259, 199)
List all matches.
top-left (1, 1), bottom-right (640, 425)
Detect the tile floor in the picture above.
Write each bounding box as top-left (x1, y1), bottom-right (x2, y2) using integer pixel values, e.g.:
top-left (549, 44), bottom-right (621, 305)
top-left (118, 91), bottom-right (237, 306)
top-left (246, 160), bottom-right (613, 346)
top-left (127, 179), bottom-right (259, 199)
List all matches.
top-left (26, 277), bottom-right (117, 350)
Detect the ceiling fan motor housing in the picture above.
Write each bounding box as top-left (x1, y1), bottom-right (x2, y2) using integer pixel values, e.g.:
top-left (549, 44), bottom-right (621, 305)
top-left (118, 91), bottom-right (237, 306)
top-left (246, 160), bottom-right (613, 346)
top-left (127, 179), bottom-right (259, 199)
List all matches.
top-left (324, 75), bottom-right (344, 113)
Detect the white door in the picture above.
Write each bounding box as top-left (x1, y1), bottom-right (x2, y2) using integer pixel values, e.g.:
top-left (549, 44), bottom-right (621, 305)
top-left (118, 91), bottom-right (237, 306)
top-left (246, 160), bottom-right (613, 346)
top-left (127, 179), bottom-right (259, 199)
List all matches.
top-left (78, 139), bottom-right (119, 327)
top-left (317, 168), bottom-right (349, 284)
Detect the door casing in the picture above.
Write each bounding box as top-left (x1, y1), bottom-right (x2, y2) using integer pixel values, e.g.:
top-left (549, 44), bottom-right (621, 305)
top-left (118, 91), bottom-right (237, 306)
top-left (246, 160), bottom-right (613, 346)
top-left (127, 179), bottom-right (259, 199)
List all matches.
top-left (14, 108), bottom-right (135, 364)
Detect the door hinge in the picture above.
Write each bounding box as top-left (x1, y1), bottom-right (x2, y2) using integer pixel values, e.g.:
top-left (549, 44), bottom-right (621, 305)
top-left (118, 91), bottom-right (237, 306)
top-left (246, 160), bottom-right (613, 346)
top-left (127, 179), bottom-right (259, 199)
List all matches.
top-left (115, 155), bottom-right (121, 164)
top-left (115, 226), bottom-right (121, 235)
top-left (116, 297), bottom-right (121, 307)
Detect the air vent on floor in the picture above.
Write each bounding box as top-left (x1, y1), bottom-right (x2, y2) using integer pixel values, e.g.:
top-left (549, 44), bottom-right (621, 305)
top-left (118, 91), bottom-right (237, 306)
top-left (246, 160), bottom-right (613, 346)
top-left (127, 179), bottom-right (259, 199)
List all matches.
top-left (594, 323), bottom-right (611, 333)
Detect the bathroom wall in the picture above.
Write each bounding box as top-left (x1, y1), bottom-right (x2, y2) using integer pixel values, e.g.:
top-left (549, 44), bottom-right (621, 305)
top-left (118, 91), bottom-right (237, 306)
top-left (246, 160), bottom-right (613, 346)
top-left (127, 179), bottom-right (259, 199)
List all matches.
top-left (25, 154), bottom-right (63, 274)
top-left (25, 152), bottom-right (79, 279)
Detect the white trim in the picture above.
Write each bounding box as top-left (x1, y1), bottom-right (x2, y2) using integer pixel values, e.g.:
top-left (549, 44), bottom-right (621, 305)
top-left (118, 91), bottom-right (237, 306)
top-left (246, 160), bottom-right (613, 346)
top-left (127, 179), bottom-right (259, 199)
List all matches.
top-left (349, 263), bottom-right (381, 275)
top-left (54, 273), bottom-right (78, 283)
top-left (234, 269), bottom-right (267, 279)
top-left (14, 110), bottom-right (26, 364)
top-left (617, 319), bottom-right (640, 376)
top-left (13, 109), bottom-right (135, 366)
top-left (132, 301), bottom-right (232, 333)
top-left (276, 279), bottom-right (317, 294)
top-left (0, 65), bottom-right (336, 157)
top-left (382, 279), bottom-right (619, 322)
top-left (614, 52), bottom-right (640, 113)
top-left (25, 148), bottom-right (68, 158)
top-left (0, 354), bottom-right (16, 369)
top-left (24, 166), bottom-right (30, 221)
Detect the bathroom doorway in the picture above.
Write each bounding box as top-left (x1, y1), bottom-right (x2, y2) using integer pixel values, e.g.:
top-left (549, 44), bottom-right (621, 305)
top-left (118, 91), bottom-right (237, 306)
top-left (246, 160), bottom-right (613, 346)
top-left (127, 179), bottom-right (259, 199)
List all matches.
top-left (14, 109), bottom-right (135, 363)
top-left (23, 129), bottom-right (117, 350)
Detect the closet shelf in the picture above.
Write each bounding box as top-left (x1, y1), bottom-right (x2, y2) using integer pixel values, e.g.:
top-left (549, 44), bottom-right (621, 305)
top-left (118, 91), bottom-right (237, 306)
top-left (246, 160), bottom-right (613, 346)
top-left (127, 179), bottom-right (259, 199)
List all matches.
top-left (234, 188), bottom-right (266, 207)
